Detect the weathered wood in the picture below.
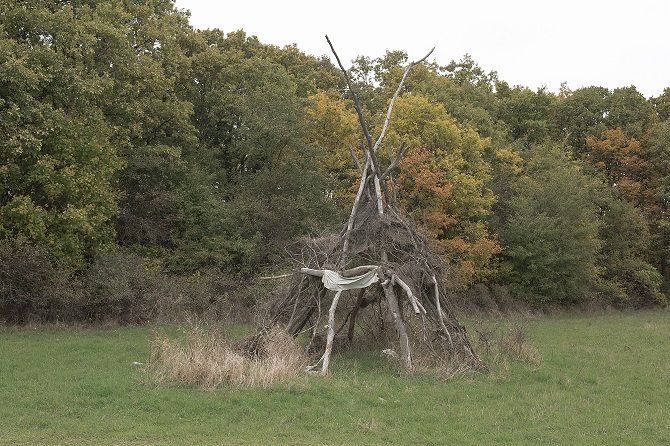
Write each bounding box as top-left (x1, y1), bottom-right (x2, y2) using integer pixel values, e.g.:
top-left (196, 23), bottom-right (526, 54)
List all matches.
top-left (325, 35), bottom-right (374, 157)
top-left (326, 35), bottom-right (391, 205)
top-left (348, 144), bottom-right (364, 175)
top-left (382, 280), bottom-right (412, 371)
top-left (247, 40), bottom-right (484, 375)
top-left (259, 273), bottom-right (292, 280)
top-left (348, 288), bottom-right (367, 342)
top-left (381, 142), bottom-right (408, 180)
top-left (432, 273), bottom-right (453, 348)
top-left (340, 157), bottom-right (372, 265)
top-left (373, 175), bottom-right (385, 214)
top-left (392, 274), bottom-right (426, 315)
top-left (321, 290), bottom-right (343, 375)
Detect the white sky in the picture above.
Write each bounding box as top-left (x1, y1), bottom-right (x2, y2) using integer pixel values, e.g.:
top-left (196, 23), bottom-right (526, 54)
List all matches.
top-left (173, 0), bottom-right (669, 98)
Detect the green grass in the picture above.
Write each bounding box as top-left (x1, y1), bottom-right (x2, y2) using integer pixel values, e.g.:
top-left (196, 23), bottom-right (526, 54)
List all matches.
top-left (1, 311), bottom-right (669, 445)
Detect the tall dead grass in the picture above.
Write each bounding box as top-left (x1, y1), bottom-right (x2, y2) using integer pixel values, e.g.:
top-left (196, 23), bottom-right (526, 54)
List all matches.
top-left (473, 321), bottom-right (541, 365)
top-left (147, 325), bottom-right (308, 389)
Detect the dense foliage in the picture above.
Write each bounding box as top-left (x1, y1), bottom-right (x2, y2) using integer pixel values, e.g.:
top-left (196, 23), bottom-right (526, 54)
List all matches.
top-left (1, 0), bottom-right (669, 322)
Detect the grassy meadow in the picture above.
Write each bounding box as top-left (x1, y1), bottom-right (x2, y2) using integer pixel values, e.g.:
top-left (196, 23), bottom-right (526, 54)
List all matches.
top-left (1, 311), bottom-right (669, 445)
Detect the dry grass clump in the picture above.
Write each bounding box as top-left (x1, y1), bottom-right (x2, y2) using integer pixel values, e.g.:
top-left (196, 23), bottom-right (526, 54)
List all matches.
top-left (147, 325), bottom-right (308, 389)
top-left (474, 322), bottom-right (541, 365)
top-left (384, 318), bottom-right (541, 380)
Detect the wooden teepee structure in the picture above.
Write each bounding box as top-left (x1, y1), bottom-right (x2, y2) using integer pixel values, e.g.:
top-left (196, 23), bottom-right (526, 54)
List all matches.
top-left (247, 37), bottom-right (483, 375)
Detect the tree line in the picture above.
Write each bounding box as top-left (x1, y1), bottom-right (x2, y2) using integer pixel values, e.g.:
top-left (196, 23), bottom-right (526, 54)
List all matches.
top-left (2, 0), bottom-right (669, 322)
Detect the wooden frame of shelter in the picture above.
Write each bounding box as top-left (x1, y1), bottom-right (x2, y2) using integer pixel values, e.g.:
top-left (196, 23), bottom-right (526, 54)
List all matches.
top-left (248, 37), bottom-right (483, 375)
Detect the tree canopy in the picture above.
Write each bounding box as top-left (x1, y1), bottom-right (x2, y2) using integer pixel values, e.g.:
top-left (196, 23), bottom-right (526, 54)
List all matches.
top-left (2, 0), bottom-right (669, 324)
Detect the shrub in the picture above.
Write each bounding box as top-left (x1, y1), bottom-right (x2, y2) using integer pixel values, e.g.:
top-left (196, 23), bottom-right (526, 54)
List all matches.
top-left (79, 252), bottom-right (154, 323)
top-left (79, 253), bottom-right (241, 324)
top-left (0, 242), bottom-right (250, 324)
top-left (0, 237), bottom-right (72, 323)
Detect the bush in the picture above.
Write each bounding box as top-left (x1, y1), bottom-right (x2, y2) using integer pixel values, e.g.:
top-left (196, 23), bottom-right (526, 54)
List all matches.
top-left (0, 240), bottom-right (249, 324)
top-left (0, 237), bottom-right (72, 323)
top-left (79, 253), bottom-right (242, 324)
top-left (598, 261), bottom-right (667, 308)
top-left (79, 252), bottom-right (154, 323)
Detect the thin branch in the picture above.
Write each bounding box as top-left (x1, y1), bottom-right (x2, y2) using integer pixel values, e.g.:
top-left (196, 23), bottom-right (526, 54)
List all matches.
top-left (371, 47), bottom-right (434, 156)
top-left (413, 47), bottom-right (436, 66)
top-left (392, 274), bottom-right (426, 315)
top-left (259, 273), bottom-right (292, 280)
top-left (380, 142), bottom-right (409, 180)
top-left (325, 35), bottom-right (374, 152)
top-left (432, 274), bottom-right (453, 348)
top-left (348, 144), bottom-right (363, 175)
top-left (348, 288), bottom-right (367, 342)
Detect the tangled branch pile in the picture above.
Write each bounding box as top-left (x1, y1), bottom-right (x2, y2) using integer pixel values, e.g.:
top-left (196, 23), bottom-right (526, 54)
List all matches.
top-left (243, 37), bottom-right (485, 375)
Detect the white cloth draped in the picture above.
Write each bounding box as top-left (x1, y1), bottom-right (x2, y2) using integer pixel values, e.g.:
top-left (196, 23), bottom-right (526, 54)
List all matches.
top-left (321, 269), bottom-right (379, 291)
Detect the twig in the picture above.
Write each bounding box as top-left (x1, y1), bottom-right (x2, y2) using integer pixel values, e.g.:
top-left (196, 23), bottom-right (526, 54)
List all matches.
top-left (432, 274), bottom-right (453, 348)
top-left (371, 48), bottom-right (435, 156)
top-left (259, 273), bottom-right (292, 280)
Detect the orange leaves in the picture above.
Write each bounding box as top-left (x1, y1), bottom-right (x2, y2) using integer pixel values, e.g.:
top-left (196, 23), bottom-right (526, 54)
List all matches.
top-left (396, 147), bottom-right (454, 214)
top-left (390, 94), bottom-right (501, 286)
top-left (585, 128), bottom-right (651, 208)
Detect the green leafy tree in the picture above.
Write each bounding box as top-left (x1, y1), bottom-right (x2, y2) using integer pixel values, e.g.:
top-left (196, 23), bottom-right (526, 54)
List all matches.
top-left (606, 86), bottom-right (653, 140)
top-left (0, 2), bottom-right (124, 266)
top-left (169, 30), bottom-right (342, 273)
top-left (650, 87), bottom-right (670, 122)
top-left (596, 195), bottom-right (664, 306)
top-left (417, 55), bottom-right (504, 144)
top-left (96, 1), bottom-right (198, 251)
top-left (500, 145), bottom-right (602, 303)
top-left (496, 84), bottom-right (557, 144)
top-left (554, 86), bottom-right (610, 153)
top-left (303, 91), bottom-right (360, 206)
top-left (584, 128), bottom-right (650, 207)
top-left (266, 44), bottom-right (344, 97)
top-left (554, 85), bottom-right (653, 154)
top-left (643, 121), bottom-right (670, 282)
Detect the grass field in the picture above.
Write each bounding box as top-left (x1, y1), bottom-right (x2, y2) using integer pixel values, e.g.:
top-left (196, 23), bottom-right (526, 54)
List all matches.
top-left (1, 311), bottom-right (669, 445)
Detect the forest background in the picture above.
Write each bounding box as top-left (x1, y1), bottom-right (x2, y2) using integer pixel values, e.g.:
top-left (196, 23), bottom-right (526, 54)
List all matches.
top-left (2, 0), bottom-right (670, 324)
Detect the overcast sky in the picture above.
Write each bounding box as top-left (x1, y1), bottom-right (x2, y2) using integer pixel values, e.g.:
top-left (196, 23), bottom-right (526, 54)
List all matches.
top-left (173, 0), bottom-right (669, 98)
